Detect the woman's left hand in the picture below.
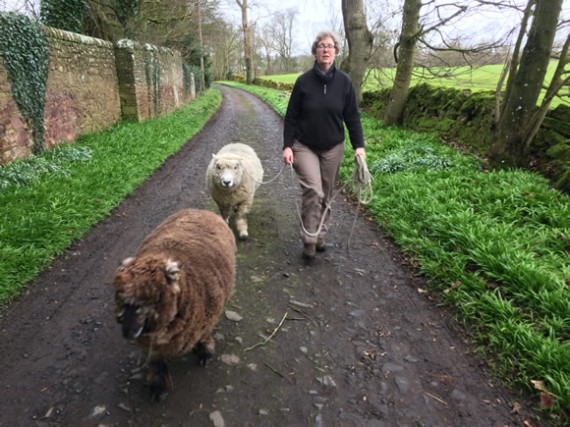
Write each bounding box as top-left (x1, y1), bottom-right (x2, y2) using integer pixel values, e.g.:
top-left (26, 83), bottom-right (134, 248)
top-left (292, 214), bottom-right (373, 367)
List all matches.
top-left (355, 147), bottom-right (366, 160)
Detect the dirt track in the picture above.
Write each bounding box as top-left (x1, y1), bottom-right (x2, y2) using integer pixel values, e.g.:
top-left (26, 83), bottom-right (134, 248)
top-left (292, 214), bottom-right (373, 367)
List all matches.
top-left (0, 85), bottom-right (538, 426)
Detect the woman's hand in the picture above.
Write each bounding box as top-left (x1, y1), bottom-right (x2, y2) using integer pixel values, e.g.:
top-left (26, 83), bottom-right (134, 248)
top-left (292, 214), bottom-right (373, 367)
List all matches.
top-left (283, 147), bottom-right (294, 164)
top-left (355, 147), bottom-right (366, 160)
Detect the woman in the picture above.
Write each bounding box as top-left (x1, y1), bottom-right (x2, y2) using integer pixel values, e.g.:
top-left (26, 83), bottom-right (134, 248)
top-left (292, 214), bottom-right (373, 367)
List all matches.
top-left (283, 31), bottom-right (366, 262)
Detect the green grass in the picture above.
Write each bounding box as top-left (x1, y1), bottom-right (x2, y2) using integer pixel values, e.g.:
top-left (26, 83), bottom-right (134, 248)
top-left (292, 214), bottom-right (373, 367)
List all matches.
top-left (220, 80), bottom-right (570, 421)
top-left (361, 63), bottom-right (511, 92)
top-left (258, 73), bottom-right (300, 85)
top-left (0, 88), bottom-right (221, 305)
top-left (258, 62), bottom-right (569, 108)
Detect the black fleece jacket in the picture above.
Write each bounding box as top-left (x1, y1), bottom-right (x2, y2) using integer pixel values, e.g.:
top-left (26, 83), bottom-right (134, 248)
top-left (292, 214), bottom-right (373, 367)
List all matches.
top-left (283, 62), bottom-right (364, 151)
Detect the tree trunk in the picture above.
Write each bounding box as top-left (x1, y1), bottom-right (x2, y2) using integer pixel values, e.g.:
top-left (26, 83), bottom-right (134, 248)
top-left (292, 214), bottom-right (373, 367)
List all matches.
top-left (341, 0), bottom-right (373, 105)
top-left (523, 34), bottom-right (570, 148)
top-left (491, 0), bottom-right (563, 166)
top-left (383, 0), bottom-right (422, 126)
top-left (236, 0), bottom-right (254, 84)
top-left (196, 0), bottom-right (206, 91)
top-left (500, 0), bottom-right (535, 118)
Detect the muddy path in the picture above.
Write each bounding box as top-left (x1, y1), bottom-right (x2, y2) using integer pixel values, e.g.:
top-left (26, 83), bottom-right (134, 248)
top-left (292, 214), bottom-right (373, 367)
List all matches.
top-left (0, 85), bottom-right (536, 426)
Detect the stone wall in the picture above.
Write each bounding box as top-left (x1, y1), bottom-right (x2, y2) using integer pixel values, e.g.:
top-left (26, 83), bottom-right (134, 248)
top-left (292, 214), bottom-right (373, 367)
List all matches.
top-left (43, 27), bottom-right (120, 151)
top-left (0, 26), bottom-right (195, 165)
top-left (0, 56), bottom-right (29, 163)
top-left (115, 39), bottom-right (194, 122)
top-left (361, 85), bottom-right (570, 193)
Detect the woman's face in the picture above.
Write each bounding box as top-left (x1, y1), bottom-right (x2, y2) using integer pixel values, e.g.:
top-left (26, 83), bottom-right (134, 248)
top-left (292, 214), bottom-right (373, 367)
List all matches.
top-left (315, 36), bottom-right (336, 70)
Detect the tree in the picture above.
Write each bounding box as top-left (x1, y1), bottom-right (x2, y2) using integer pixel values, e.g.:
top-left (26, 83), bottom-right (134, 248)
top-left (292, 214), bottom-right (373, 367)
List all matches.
top-left (341, 0), bottom-right (374, 105)
top-left (82, 0), bottom-right (188, 43)
top-left (235, 0), bottom-right (254, 83)
top-left (258, 25), bottom-right (275, 74)
top-left (384, 0), bottom-right (422, 125)
top-left (209, 21), bottom-right (242, 80)
top-left (491, 0), bottom-right (568, 166)
top-left (383, 0), bottom-right (517, 126)
top-left (195, 0), bottom-right (205, 91)
top-left (266, 8), bottom-right (296, 73)
top-left (40, 0), bottom-right (88, 33)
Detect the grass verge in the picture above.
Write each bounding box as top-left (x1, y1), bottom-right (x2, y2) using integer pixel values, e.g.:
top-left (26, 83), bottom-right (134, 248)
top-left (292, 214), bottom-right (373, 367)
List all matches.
top-left (0, 88), bottom-right (221, 306)
top-left (220, 80), bottom-right (570, 422)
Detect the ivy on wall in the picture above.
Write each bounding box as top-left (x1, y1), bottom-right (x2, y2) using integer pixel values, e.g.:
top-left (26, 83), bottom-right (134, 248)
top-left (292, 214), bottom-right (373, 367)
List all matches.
top-left (40, 0), bottom-right (88, 34)
top-left (0, 12), bottom-right (49, 155)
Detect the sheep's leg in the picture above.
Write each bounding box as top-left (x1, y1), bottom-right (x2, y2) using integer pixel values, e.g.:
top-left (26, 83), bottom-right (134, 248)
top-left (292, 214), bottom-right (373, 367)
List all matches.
top-left (219, 205), bottom-right (231, 223)
top-left (235, 202), bottom-right (251, 240)
top-left (235, 216), bottom-right (248, 240)
top-left (148, 359), bottom-right (173, 402)
top-left (193, 336), bottom-right (215, 366)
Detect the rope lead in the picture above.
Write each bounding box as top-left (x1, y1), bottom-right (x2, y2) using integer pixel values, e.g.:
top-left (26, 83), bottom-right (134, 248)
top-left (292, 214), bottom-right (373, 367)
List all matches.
top-left (290, 154), bottom-right (375, 246)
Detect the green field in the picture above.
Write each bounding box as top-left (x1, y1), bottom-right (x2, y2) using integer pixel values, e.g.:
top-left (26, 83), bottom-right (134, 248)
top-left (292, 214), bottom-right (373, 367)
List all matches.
top-left (259, 63), bottom-right (568, 108)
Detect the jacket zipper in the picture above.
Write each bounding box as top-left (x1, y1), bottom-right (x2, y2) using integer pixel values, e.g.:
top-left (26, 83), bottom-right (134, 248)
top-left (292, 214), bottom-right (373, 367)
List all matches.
top-left (324, 83), bottom-right (327, 94)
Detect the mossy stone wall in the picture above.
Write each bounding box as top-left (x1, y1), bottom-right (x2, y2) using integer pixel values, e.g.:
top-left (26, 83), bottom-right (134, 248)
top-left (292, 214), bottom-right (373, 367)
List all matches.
top-left (43, 27), bottom-right (120, 151)
top-left (1, 26), bottom-right (195, 164)
top-left (362, 85), bottom-right (570, 193)
top-left (115, 39), bottom-right (194, 122)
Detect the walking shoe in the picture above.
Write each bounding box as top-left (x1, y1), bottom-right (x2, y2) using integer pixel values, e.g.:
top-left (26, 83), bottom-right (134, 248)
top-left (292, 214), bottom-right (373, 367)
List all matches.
top-left (302, 243), bottom-right (316, 261)
top-left (316, 239), bottom-right (326, 253)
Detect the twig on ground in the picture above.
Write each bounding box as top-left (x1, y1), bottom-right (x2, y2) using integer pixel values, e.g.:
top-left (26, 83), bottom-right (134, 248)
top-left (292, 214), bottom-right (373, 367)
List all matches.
top-left (244, 312), bottom-right (288, 352)
top-left (264, 362), bottom-right (292, 384)
top-left (286, 304), bottom-right (317, 325)
top-left (425, 392), bottom-right (448, 406)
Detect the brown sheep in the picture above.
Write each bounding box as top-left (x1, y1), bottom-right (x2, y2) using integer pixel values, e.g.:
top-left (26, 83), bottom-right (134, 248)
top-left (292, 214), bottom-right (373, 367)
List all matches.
top-left (111, 208), bottom-right (236, 401)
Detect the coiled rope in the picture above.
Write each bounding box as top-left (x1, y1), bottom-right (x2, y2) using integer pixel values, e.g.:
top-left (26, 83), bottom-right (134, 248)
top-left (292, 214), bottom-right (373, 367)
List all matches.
top-left (346, 155), bottom-right (374, 249)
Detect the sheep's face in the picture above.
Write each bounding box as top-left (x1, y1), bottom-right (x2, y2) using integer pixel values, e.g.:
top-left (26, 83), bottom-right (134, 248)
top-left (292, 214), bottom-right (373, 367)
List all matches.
top-left (112, 256), bottom-right (181, 341)
top-left (212, 155), bottom-right (244, 189)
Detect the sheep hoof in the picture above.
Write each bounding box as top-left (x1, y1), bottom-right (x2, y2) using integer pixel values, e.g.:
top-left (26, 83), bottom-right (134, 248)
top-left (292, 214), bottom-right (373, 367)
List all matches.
top-left (238, 232), bottom-right (249, 240)
top-left (194, 341), bottom-right (213, 366)
top-left (148, 360), bottom-right (173, 402)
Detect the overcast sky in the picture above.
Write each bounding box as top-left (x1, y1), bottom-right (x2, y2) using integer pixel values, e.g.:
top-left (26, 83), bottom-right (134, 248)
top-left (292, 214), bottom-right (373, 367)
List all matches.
top-left (219, 0), bottom-right (339, 55)
top-left (221, 0), bottom-right (570, 52)
top-left (2, 0), bottom-right (569, 56)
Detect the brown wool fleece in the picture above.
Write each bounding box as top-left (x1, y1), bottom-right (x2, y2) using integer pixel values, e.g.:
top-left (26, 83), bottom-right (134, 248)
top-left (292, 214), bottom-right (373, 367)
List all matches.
top-left (112, 209), bottom-right (236, 360)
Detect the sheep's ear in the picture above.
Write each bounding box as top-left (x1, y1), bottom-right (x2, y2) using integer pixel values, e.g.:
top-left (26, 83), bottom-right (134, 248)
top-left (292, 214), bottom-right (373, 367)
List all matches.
top-left (165, 259), bottom-right (181, 292)
top-left (117, 257), bottom-right (135, 271)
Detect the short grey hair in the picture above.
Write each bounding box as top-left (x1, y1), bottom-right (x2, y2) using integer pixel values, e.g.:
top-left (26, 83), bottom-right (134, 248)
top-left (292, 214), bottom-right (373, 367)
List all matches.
top-left (311, 31), bottom-right (340, 55)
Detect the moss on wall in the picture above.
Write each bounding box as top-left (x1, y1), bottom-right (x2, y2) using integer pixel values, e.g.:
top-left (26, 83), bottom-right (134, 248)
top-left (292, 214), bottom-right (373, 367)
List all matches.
top-left (362, 85), bottom-right (569, 194)
top-left (115, 39), bottom-right (191, 122)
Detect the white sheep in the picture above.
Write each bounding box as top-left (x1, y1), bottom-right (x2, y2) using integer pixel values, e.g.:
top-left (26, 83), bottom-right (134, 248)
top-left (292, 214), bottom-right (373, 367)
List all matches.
top-left (206, 142), bottom-right (264, 240)
top-left (111, 208), bottom-right (236, 401)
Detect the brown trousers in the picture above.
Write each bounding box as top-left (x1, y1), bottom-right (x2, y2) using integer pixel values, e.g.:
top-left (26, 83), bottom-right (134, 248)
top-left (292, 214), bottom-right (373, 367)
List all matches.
top-left (292, 141), bottom-right (345, 244)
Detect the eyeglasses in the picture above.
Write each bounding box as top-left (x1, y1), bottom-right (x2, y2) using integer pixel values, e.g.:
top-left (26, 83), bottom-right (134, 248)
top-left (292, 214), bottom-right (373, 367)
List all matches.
top-left (316, 44), bottom-right (335, 50)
